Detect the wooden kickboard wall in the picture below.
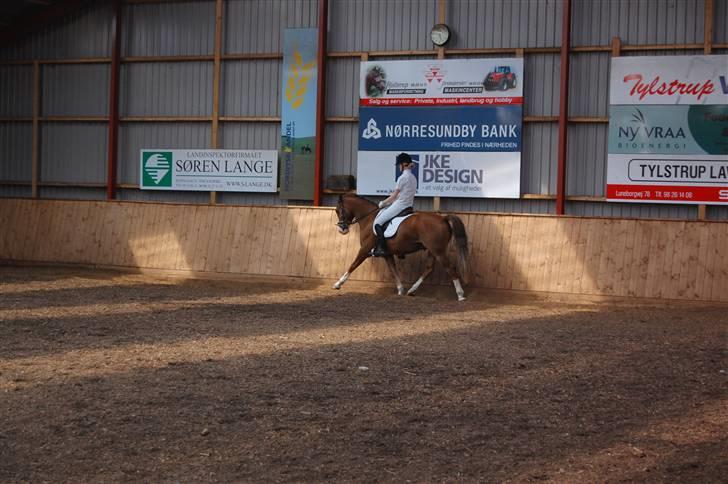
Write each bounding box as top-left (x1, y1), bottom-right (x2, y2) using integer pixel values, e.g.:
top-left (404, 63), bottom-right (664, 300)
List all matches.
top-left (1, 199), bottom-right (726, 302)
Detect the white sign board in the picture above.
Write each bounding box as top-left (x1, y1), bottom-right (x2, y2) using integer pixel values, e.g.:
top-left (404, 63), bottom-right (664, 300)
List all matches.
top-left (140, 149), bottom-right (278, 192)
top-left (607, 55), bottom-right (728, 204)
top-left (358, 58), bottom-right (523, 198)
top-left (360, 58), bottom-right (524, 104)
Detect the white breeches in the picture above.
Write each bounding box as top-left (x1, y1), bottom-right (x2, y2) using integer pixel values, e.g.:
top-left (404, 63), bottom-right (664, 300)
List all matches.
top-left (373, 201), bottom-right (410, 233)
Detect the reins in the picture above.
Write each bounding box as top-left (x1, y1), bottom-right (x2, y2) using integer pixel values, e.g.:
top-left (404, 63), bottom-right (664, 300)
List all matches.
top-left (349, 207), bottom-right (378, 226)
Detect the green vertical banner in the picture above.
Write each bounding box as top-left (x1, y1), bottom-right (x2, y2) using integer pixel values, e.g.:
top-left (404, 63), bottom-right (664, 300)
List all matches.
top-left (280, 28), bottom-right (318, 200)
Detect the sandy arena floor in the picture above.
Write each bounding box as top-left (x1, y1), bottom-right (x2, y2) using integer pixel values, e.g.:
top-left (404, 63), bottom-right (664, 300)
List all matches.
top-left (0, 265), bottom-right (726, 482)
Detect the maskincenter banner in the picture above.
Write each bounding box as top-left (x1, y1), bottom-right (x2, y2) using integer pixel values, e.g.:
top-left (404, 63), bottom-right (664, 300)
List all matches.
top-left (280, 28), bottom-right (318, 200)
top-left (357, 59), bottom-right (523, 198)
top-left (140, 149), bottom-right (278, 192)
top-left (607, 55), bottom-right (728, 204)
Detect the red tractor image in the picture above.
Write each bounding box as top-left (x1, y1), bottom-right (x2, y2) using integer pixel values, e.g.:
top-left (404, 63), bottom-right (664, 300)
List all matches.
top-left (483, 65), bottom-right (517, 91)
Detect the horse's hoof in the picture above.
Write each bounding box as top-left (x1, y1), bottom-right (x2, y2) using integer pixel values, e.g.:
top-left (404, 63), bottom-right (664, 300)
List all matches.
top-left (333, 284), bottom-right (341, 290)
top-left (458, 296), bottom-right (466, 302)
top-left (406, 290), bottom-right (416, 296)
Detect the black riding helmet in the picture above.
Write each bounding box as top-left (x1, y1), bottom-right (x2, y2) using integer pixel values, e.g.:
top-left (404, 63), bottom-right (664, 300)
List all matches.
top-left (396, 152), bottom-right (412, 166)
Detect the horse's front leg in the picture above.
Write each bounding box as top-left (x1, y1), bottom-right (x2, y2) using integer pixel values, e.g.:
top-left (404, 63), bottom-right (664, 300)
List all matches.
top-left (384, 255), bottom-right (405, 296)
top-left (333, 247), bottom-right (371, 290)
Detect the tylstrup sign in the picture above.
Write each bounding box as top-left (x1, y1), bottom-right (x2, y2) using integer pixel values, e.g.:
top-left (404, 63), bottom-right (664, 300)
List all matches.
top-left (607, 55), bottom-right (728, 204)
top-left (357, 59), bottom-right (524, 198)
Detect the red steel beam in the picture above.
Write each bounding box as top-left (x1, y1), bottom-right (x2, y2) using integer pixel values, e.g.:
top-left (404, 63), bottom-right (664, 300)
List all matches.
top-left (106, 0), bottom-right (121, 200)
top-left (556, 0), bottom-right (571, 215)
top-left (313, 0), bottom-right (328, 206)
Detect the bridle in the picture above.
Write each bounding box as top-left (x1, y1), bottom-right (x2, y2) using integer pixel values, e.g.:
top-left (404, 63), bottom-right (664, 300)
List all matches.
top-left (336, 200), bottom-right (379, 231)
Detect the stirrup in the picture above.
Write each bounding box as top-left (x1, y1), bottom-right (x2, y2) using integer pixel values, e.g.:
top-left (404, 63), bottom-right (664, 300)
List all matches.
top-left (370, 246), bottom-right (388, 257)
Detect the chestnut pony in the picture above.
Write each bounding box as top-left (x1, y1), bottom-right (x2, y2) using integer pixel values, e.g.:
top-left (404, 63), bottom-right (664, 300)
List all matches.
top-left (333, 194), bottom-right (469, 301)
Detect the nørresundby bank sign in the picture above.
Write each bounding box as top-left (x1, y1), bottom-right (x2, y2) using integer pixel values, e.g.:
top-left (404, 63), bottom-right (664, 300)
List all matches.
top-left (140, 149), bottom-right (278, 192)
top-left (357, 58), bottom-right (523, 198)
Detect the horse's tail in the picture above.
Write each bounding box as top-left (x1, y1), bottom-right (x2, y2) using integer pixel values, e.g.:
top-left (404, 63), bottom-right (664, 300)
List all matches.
top-left (445, 214), bottom-right (470, 284)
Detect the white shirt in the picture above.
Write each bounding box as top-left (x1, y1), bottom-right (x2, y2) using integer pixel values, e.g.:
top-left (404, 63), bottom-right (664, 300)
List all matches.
top-left (373, 166), bottom-right (418, 231)
top-left (395, 168), bottom-right (417, 207)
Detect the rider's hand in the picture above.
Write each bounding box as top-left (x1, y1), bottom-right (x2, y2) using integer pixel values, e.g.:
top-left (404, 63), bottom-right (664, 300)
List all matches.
top-left (378, 201), bottom-right (386, 208)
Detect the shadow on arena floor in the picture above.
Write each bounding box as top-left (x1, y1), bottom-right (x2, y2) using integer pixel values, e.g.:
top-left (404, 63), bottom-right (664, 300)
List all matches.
top-left (0, 281), bottom-right (725, 482)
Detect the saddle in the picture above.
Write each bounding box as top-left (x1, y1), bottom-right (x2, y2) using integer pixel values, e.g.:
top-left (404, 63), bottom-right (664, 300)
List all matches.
top-left (382, 207), bottom-right (415, 238)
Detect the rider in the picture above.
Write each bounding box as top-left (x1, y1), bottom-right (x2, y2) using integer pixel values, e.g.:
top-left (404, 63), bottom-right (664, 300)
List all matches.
top-left (371, 152), bottom-right (417, 257)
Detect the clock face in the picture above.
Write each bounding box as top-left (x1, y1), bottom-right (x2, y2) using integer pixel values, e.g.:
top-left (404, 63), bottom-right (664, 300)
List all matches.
top-left (430, 24), bottom-right (450, 46)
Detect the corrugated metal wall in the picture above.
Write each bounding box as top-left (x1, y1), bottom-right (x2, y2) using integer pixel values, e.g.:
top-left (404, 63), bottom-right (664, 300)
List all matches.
top-left (0, 64), bottom-right (32, 184)
top-left (0, 4), bottom-right (112, 61)
top-left (717, 0), bottom-right (728, 44)
top-left (447, 0), bottom-right (562, 48)
top-left (222, 60), bottom-right (281, 116)
top-left (225, 0), bottom-right (318, 52)
top-left (328, 0), bottom-right (437, 51)
top-left (40, 123), bottom-right (108, 183)
top-left (123, 1), bottom-right (216, 56)
top-left (572, 0), bottom-right (705, 46)
top-left (0, 0), bottom-right (726, 219)
top-left (41, 61), bottom-right (110, 191)
top-left (0, 65), bottom-right (33, 117)
top-left (0, 123), bottom-right (31, 182)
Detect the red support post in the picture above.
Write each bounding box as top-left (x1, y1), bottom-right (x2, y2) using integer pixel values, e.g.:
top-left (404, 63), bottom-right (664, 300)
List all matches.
top-left (106, 0), bottom-right (122, 200)
top-left (313, 0), bottom-right (328, 206)
top-left (555, 0), bottom-right (571, 215)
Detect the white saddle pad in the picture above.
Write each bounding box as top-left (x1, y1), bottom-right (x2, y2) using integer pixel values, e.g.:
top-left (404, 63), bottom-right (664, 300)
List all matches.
top-left (381, 214), bottom-right (414, 238)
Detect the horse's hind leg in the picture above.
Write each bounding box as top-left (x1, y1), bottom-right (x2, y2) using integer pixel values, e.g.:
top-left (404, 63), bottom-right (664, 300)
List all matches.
top-left (433, 251), bottom-right (466, 301)
top-left (407, 252), bottom-right (436, 296)
top-left (384, 255), bottom-right (405, 295)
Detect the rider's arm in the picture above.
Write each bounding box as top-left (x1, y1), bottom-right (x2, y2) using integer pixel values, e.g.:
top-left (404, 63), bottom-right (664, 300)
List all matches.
top-left (379, 188), bottom-right (400, 208)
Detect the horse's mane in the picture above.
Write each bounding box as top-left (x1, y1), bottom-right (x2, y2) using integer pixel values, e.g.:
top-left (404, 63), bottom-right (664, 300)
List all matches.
top-left (340, 193), bottom-right (377, 207)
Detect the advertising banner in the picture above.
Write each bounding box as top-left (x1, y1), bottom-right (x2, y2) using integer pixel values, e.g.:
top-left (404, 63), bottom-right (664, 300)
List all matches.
top-left (357, 151), bottom-right (521, 198)
top-left (607, 55), bottom-right (728, 204)
top-left (358, 106), bottom-right (522, 152)
top-left (280, 28), bottom-right (318, 200)
top-left (360, 58), bottom-right (524, 103)
top-left (610, 55), bottom-right (728, 105)
top-left (140, 149), bottom-right (278, 192)
top-left (609, 105), bottom-right (728, 155)
top-left (357, 58), bottom-right (523, 198)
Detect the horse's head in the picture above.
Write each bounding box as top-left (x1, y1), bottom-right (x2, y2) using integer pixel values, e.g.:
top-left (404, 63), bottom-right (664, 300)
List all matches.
top-left (335, 194), bottom-right (378, 235)
top-left (335, 195), bottom-right (353, 234)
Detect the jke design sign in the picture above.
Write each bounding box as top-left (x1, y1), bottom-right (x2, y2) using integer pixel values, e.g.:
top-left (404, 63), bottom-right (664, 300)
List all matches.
top-left (357, 58), bottom-right (523, 198)
top-left (607, 55), bottom-right (728, 204)
top-left (140, 150), bottom-right (278, 192)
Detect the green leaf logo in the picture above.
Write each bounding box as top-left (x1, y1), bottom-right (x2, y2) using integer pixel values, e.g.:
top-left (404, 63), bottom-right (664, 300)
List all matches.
top-left (142, 151), bottom-right (172, 187)
top-left (631, 108), bottom-right (647, 126)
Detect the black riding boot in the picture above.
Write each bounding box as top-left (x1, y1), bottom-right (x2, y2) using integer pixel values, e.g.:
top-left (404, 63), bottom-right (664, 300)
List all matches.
top-left (371, 224), bottom-right (388, 257)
